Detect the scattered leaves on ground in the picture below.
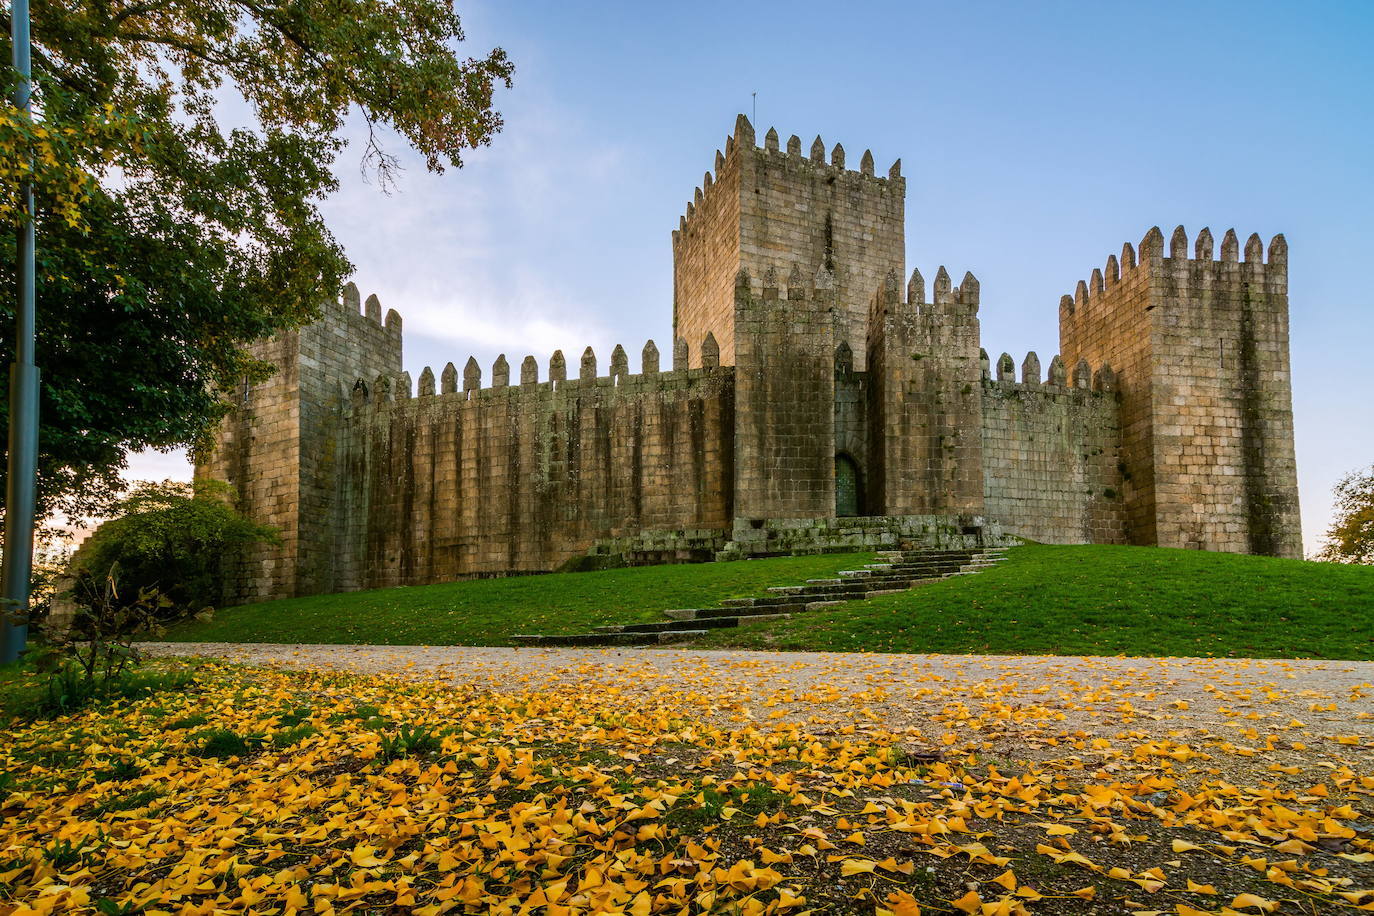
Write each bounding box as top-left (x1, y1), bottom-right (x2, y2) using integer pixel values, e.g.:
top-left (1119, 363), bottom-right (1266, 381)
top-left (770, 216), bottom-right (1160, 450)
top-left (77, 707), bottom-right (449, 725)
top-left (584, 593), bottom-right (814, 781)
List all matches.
top-left (1, 653), bottom-right (1371, 915)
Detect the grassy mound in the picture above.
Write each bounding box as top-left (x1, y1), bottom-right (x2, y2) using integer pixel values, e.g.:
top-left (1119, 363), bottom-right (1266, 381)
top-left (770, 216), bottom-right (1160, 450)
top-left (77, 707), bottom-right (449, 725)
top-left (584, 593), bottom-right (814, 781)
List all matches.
top-left (696, 544), bottom-right (1374, 660)
top-left (157, 552), bottom-right (875, 646)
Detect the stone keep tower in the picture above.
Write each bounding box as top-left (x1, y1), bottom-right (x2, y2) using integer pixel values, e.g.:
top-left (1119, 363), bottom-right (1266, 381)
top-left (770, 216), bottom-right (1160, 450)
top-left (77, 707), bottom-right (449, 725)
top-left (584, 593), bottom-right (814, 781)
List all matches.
top-left (673, 115), bottom-right (905, 370)
top-left (196, 284), bottom-right (402, 599)
top-left (1058, 227), bottom-right (1302, 558)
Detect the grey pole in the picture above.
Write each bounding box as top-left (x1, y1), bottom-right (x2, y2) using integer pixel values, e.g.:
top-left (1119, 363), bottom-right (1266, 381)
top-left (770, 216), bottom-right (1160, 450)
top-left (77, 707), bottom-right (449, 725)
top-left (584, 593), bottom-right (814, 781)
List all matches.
top-left (2, 0), bottom-right (39, 664)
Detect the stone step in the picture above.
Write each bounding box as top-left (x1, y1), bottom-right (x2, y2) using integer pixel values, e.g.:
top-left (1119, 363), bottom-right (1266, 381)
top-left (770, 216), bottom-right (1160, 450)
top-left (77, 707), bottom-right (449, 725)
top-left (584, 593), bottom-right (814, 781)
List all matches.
top-left (596, 612), bottom-right (795, 636)
top-left (512, 631), bottom-right (662, 647)
top-left (512, 547), bottom-right (1011, 647)
top-left (657, 630), bottom-right (709, 644)
top-left (596, 616), bottom-right (742, 634)
top-left (691, 602), bottom-right (807, 620)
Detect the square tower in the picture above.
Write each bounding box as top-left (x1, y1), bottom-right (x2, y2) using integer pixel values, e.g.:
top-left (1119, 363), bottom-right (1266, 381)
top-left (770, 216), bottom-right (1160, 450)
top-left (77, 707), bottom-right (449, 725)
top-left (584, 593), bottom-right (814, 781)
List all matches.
top-left (672, 115), bottom-right (905, 370)
top-left (196, 283), bottom-right (403, 600)
top-left (1058, 227), bottom-right (1301, 558)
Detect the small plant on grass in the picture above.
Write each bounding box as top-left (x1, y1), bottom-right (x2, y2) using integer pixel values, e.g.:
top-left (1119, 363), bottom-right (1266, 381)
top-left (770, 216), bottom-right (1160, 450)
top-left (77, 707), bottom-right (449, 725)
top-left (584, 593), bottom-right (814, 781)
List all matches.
top-left (663, 783), bottom-right (794, 832)
top-left (95, 759), bottom-right (144, 782)
top-left (164, 713), bottom-right (209, 731)
top-left (25, 564), bottom-right (182, 717)
top-left (272, 724), bottom-right (319, 749)
top-left (195, 728), bottom-right (266, 758)
top-left (41, 836), bottom-right (98, 869)
top-left (378, 723), bottom-right (440, 761)
top-left (93, 787), bottom-right (163, 816)
top-left (274, 706), bottom-right (313, 727)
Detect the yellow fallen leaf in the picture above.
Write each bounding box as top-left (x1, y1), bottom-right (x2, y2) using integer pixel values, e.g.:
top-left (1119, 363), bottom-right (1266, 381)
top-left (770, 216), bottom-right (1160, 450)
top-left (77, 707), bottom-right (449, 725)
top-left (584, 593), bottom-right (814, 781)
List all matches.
top-left (949, 890), bottom-right (982, 913)
top-left (884, 890), bottom-right (922, 916)
top-left (840, 858), bottom-right (876, 876)
top-left (349, 844), bottom-right (385, 868)
top-left (1231, 893), bottom-right (1278, 912)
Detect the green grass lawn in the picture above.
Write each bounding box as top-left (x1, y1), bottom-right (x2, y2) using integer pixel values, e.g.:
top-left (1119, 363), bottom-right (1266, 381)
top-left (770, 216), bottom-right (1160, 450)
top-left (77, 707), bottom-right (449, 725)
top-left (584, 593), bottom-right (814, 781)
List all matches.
top-left (694, 544), bottom-right (1374, 660)
top-left (156, 552), bottom-right (876, 647)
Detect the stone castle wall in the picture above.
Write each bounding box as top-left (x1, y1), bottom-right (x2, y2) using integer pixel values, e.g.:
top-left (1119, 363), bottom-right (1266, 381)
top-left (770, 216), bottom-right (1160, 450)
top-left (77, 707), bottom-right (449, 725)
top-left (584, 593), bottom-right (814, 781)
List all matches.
top-left (671, 137), bottom-right (741, 369)
top-left (732, 266), bottom-right (836, 519)
top-left (1060, 227), bottom-right (1301, 557)
top-left (331, 340), bottom-right (734, 590)
top-left (866, 269), bottom-right (985, 516)
top-left (201, 118), bottom-right (1303, 604)
top-left (197, 283), bottom-right (401, 601)
top-left (195, 331), bottom-right (302, 600)
top-left (980, 351), bottom-right (1126, 545)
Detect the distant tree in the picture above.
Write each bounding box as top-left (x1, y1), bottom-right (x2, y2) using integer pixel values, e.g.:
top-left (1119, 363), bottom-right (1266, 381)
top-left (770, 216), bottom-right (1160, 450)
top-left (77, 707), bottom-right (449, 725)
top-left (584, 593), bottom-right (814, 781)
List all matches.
top-left (1315, 465), bottom-right (1374, 564)
top-left (0, 0), bottom-right (514, 522)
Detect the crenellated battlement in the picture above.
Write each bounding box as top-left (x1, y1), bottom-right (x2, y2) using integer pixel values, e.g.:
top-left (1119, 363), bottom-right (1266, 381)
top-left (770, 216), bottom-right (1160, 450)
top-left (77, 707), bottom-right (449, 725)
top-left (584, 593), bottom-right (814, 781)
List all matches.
top-left (345, 335), bottom-right (731, 410)
top-left (873, 265), bottom-right (981, 314)
top-left (981, 348), bottom-right (1118, 394)
top-left (1059, 225), bottom-right (1287, 326)
top-left (672, 115), bottom-right (902, 251)
top-left (334, 281), bottom-right (403, 336)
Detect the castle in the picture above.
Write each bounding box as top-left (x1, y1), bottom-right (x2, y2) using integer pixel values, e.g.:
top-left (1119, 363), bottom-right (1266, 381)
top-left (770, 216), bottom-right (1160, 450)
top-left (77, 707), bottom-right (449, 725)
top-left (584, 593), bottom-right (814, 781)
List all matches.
top-left (198, 116), bottom-right (1302, 602)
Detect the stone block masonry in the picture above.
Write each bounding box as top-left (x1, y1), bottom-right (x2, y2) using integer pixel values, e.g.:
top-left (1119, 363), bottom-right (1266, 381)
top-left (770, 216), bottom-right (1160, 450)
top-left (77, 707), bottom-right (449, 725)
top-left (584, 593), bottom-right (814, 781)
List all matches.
top-left (674, 115), bottom-right (904, 370)
top-left (732, 265), bottom-right (836, 520)
top-left (201, 116), bottom-right (1303, 603)
top-left (197, 283), bottom-right (401, 602)
top-left (981, 352), bottom-right (1126, 545)
top-left (1059, 226), bottom-right (1301, 557)
top-left (334, 345), bottom-right (734, 590)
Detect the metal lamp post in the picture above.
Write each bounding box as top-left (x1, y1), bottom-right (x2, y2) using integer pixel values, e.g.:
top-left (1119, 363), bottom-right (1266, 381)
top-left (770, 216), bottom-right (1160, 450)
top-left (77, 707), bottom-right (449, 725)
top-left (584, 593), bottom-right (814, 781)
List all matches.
top-left (2, 0), bottom-right (39, 664)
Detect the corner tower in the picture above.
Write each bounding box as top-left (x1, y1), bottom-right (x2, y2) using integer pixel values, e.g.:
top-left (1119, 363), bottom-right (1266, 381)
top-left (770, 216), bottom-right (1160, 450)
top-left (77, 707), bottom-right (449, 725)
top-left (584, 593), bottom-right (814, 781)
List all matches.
top-left (196, 283), bottom-right (403, 600)
top-left (1058, 227), bottom-right (1301, 557)
top-left (672, 115), bottom-right (905, 370)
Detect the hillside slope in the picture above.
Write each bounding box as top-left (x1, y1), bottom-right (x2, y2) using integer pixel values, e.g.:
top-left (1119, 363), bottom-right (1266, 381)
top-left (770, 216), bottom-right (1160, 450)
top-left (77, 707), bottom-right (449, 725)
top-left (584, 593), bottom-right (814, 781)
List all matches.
top-left (695, 544), bottom-right (1374, 659)
top-left (159, 544), bottom-right (1373, 660)
top-left (157, 552), bottom-right (874, 647)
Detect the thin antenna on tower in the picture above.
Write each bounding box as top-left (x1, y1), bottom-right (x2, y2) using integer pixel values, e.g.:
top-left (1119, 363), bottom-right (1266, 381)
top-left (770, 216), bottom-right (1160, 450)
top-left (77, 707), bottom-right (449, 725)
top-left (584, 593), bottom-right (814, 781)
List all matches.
top-left (752, 92), bottom-right (757, 127)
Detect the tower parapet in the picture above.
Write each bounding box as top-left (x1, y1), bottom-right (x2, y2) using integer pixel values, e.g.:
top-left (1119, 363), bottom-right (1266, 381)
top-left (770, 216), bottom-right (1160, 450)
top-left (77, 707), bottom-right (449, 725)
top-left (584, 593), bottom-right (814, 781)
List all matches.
top-left (1058, 226), bottom-right (1300, 557)
top-left (673, 115), bottom-right (904, 371)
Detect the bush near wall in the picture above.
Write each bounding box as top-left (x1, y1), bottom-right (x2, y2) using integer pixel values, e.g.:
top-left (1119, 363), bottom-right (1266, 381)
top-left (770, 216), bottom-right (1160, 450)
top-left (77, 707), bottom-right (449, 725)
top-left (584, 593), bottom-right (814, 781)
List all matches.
top-left (75, 480), bottom-right (277, 618)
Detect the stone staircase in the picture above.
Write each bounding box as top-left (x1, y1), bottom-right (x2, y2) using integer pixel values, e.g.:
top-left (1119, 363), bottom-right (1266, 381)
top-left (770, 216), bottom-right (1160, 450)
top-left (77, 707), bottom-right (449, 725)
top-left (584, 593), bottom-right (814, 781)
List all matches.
top-left (511, 547), bottom-right (1008, 647)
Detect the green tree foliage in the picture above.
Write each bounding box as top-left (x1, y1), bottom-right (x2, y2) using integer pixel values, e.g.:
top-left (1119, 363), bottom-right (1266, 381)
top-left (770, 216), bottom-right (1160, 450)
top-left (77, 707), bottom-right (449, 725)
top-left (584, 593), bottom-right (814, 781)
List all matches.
top-left (75, 479), bottom-right (277, 613)
top-left (1316, 465), bottom-right (1374, 564)
top-left (0, 0), bottom-right (514, 520)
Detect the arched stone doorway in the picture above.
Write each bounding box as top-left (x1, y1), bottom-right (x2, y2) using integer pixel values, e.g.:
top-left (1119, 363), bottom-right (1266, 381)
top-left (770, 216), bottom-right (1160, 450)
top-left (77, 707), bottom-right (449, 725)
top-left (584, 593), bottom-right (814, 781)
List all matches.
top-left (835, 453), bottom-right (863, 517)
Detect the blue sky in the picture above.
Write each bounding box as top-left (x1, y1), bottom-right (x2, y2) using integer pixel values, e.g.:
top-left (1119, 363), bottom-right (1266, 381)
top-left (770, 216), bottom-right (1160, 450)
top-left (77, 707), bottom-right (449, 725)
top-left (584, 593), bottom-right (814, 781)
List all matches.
top-left (132, 0), bottom-right (1374, 555)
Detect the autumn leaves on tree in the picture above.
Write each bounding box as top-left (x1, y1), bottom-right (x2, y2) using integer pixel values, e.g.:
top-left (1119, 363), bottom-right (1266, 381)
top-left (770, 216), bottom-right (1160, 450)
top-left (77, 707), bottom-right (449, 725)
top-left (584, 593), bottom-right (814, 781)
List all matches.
top-left (0, 0), bottom-right (512, 520)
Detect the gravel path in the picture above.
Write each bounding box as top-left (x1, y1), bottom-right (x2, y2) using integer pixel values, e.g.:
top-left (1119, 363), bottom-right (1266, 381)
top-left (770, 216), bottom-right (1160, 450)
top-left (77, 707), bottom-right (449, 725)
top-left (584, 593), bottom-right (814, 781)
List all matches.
top-left (143, 643), bottom-right (1373, 767)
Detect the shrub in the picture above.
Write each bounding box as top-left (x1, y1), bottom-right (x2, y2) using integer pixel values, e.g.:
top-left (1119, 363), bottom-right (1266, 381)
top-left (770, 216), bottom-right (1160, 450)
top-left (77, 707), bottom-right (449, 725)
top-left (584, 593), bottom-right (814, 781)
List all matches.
top-left (13, 567), bottom-right (198, 719)
top-left (72, 479), bottom-right (277, 616)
